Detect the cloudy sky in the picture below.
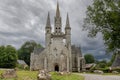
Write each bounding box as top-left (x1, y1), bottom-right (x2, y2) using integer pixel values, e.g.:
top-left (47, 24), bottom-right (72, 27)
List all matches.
top-left (0, 0), bottom-right (111, 60)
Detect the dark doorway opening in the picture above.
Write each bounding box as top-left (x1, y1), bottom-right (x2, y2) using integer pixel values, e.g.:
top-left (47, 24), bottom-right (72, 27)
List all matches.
top-left (55, 65), bottom-right (59, 71)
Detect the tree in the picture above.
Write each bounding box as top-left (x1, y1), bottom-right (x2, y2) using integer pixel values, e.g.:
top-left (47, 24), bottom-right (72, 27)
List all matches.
top-left (84, 54), bottom-right (95, 63)
top-left (18, 40), bottom-right (42, 66)
top-left (95, 60), bottom-right (107, 68)
top-left (83, 0), bottom-right (120, 53)
top-left (0, 46), bottom-right (5, 67)
top-left (0, 45), bottom-right (17, 68)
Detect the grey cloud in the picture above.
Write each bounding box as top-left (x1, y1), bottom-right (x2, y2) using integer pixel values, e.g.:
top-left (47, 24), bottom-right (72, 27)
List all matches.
top-left (0, 0), bottom-right (110, 60)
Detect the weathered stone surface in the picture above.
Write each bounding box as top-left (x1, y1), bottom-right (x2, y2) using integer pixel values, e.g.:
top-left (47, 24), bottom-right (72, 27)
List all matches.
top-left (37, 70), bottom-right (51, 80)
top-left (94, 70), bottom-right (104, 74)
top-left (112, 71), bottom-right (119, 74)
top-left (30, 3), bottom-right (86, 72)
top-left (57, 71), bottom-right (71, 76)
top-left (1, 69), bottom-right (17, 78)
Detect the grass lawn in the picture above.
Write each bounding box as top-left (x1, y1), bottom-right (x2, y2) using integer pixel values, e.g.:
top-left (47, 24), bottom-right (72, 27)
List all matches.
top-left (51, 72), bottom-right (84, 80)
top-left (0, 70), bottom-right (38, 80)
top-left (0, 70), bottom-right (84, 80)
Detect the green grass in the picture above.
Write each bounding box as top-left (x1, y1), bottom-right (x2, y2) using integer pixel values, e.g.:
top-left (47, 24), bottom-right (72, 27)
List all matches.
top-left (51, 72), bottom-right (84, 80)
top-left (0, 70), bottom-right (84, 80)
top-left (0, 70), bottom-right (38, 80)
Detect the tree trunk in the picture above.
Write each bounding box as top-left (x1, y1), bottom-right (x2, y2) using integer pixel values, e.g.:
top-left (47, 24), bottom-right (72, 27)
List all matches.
top-left (112, 53), bottom-right (120, 68)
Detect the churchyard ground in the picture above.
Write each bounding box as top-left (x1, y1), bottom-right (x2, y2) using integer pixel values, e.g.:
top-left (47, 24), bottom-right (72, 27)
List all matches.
top-left (0, 70), bottom-right (84, 80)
top-left (1, 69), bottom-right (120, 80)
top-left (80, 73), bottom-right (120, 80)
top-left (1, 70), bottom-right (120, 80)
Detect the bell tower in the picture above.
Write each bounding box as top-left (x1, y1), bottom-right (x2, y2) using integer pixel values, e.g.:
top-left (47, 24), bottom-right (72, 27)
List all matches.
top-left (54, 2), bottom-right (62, 35)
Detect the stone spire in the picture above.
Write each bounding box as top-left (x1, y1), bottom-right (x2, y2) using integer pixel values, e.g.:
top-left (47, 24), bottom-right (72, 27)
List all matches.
top-left (54, 2), bottom-right (62, 34)
top-left (65, 13), bottom-right (71, 29)
top-left (56, 2), bottom-right (60, 17)
top-left (46, 12), bottom-right (51, 28)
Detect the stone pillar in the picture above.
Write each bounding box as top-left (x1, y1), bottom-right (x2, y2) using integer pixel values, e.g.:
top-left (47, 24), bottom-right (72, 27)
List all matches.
top-left (77, 57), bottom-right (80, 72)
top-left (69, 53), bottom-right (72, 72)
top-left (67, 57), bottom-right (69, 72)
top-left (30, 53), bottom-right (34, 71)
top-left (82, 58), bottom-right (86, 71)
top-left (44, 57), bottom-right (47, 70)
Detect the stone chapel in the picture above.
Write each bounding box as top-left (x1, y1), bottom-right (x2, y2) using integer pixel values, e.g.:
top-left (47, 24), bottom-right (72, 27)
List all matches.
top-left (30, 3), bottom-right (85, 72)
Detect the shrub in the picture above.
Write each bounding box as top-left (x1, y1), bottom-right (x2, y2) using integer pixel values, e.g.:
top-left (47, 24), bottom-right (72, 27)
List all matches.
top-left (112, 68), bottom-right (120, 72)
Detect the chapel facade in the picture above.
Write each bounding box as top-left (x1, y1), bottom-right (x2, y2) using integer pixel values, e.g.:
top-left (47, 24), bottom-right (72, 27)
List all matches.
top-left (30, 3), bottom-right (85, 72)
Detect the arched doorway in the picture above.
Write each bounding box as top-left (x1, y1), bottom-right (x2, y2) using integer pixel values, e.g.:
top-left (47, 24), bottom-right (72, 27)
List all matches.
top-left (54, 64), bottom-right (59, 71)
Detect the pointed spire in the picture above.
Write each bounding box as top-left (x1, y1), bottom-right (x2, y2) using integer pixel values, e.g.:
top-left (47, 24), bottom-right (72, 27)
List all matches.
top-left (46, 12), bottom-right (51, 28)
top-left (65, 13), bottom-right (71, 29)
top-left (56, 1), bottom-right (60, 17)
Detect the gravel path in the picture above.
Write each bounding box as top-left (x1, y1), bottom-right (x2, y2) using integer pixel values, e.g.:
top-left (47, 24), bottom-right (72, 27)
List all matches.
top-left (80, 74), bottom-right (120, 80)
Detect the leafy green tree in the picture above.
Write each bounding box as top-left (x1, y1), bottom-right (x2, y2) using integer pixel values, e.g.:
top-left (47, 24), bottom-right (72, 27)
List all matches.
top-left (95, 60), bottom-right (107, 68)
top-left (0, 45), bottom-right (17, 68)
top-left (83, 0), bottom-right (120, 53)
top-left (0, 46), bottom-right (5, 67)
top-left (96, 63), bottom-right (106, 68)
top-left (18, 40), bottom-right (42, 66)
top-left (84, 54), bottom-right (95, 63)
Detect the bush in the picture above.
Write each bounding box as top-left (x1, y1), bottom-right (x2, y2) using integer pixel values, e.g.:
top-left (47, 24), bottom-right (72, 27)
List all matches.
top-left (99, 68), bottom-right (109, 73)
top-left (112, 68), bottom-right (120, 72)
top-left (93, 67), bottom-right (120, 73)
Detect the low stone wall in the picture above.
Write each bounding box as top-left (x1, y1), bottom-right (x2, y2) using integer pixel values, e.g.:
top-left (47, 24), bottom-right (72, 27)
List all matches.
top-left (1, 69), bottom-right (17, 78)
